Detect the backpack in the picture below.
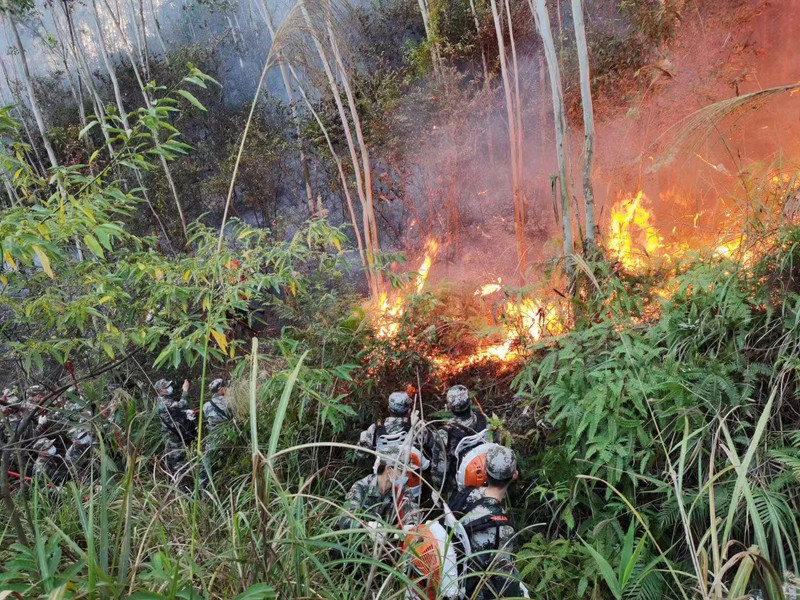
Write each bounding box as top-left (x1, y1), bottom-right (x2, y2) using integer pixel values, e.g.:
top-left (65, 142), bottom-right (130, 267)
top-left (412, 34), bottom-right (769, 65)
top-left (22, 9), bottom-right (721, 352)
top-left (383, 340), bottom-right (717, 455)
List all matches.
top-left (442, 411), bottom-right (488, 490)
top-left (444, 489), bottom-right (516, 599)
top-left (456, 441), bottom-right (499, 491)
top-left (373, 419), bottom-right (412, 451)
top-left (403, 521), bottom-right (460, 600)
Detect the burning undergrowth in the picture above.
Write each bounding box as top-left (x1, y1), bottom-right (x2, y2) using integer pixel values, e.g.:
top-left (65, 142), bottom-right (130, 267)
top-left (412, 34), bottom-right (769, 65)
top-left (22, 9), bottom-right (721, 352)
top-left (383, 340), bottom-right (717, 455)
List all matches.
top-left (363, 166), bottom-right (800, 393)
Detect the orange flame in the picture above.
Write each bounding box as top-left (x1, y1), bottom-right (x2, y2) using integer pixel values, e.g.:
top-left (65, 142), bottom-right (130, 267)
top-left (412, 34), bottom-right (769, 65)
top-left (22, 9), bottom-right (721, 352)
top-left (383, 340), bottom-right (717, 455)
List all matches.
top-left (608, 192), bottom-right (663, 271)
top-left (375, 240), bottom-right (439, 338)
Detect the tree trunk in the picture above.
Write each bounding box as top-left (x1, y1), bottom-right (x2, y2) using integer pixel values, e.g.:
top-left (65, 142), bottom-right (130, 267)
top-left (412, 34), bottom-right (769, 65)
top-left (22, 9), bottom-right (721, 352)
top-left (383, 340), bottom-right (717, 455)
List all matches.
top-left (489, 0), bottom-right (527, 277)
top-left (91, 0), bottom-right (131, 131)
top-left (571, 0), bottom-right (595, 248)
top-left (0, 56), bottom-right (46, 175)
top-left (259, 1), bottom-right (315, 217)
top-left (102, 0), bottom-right (189, 242)
top-left (531, 0), bottom-right (572, 273)
top-left (288, 62), bottom-right (369, 276)
top-left (7, 15), bottom-right (59, 169)
top-left (298, 1), bottom-right (380, 297)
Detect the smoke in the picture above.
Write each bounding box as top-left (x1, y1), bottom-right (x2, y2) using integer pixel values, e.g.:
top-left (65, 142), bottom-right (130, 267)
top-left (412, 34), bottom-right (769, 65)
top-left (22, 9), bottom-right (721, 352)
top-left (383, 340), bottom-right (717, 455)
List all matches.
top-left (397, 0), bottom-right (800, 290)
top-left (4, 0), bottom-right (800, 290)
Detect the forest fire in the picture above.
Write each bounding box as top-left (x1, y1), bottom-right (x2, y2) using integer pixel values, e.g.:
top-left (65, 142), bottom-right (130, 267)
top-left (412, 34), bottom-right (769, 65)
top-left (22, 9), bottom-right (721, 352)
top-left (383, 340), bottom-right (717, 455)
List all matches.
top-left (372, 182), bottom-right (779, 376)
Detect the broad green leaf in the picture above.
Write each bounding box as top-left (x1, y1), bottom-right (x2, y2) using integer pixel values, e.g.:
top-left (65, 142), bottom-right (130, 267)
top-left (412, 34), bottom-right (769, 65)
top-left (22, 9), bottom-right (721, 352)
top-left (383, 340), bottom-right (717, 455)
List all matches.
top-left (581, 540), bottom-right (622, 600)
top-left (174, 89), bottom-right (206, 112)
top-left (233, 584), bottom-right (277, 600)
top-left (83, 234), bottom-right (105, 258)
top-left (78, 120), bottom-right (98, 139)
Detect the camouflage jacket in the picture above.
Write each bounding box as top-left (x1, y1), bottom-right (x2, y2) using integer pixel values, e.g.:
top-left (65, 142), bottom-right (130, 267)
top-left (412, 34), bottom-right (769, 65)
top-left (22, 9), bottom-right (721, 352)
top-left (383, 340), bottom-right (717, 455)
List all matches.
top-left (157, 393), bottom-right (197, 444)
top-left (458, 488), bottom-right (522, 599)
top-left (202, 393), bottom-right (231, 429)
top-left (431, 409), bottom-right (488, 494)
top-left (337, 473), bottom-right (420, 532)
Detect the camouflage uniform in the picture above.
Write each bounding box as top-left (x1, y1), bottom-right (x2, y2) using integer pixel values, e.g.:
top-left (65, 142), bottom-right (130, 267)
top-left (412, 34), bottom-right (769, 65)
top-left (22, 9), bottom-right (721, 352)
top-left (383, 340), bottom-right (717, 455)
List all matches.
top-left (64, 428), bottom-right (94, 478)
top-left (32, 437), bottom-right (67, 484)
top-left (357, 391), bottom-right (415, 460)
top-left (458, 488), bottom-right (523, 599)
top-left (200, 379), bottom-right (230, 484)
top-left (155, 380), bottom-right (197, 477)
top-left (337, 473), bottom-right (421, 532)
top-left (431, 408), bottom-right (488, 500)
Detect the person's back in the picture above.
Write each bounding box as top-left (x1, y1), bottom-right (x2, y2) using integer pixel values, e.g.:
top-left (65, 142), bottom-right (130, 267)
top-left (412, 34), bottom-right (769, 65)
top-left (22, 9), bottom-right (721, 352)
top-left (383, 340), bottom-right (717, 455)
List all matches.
top-left (337, 446), bottom-right (421, 534)
top-left (454, 446), bottom-right (525, 599)
top-left (432, 385), bottom-right (488, 500)
top-left (357, 391), bottom-right (413, 459)
top-left (155, 379), bottom-right (196, 476)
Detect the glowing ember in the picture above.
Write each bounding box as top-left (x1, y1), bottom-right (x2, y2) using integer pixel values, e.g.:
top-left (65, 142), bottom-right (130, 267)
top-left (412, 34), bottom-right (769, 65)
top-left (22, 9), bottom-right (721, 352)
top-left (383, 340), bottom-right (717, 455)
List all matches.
top-left (608, 192), bottom-right (663, 271)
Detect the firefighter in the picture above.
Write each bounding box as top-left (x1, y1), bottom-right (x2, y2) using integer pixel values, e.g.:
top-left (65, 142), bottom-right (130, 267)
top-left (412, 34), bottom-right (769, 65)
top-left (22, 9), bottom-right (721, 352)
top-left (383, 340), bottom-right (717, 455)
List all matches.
top-left (450, 445), bottom-right (526, 599)
top-left (155, 378), bottom-right (196, 478)
top-left (200, 378), bottom-right (230, 485)
top-left (32, 437), bottom-right (66, 484)
top-left (357, 391), bottom-right (414, 458)
top-left (431, 385), bottom-right (489, 501)
top-left (337, 445), bottom-right (421, 536)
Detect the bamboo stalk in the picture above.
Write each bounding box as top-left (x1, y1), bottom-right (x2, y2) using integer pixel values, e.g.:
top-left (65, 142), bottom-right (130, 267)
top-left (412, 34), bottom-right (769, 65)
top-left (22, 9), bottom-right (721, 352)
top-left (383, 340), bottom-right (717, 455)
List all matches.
top-left (531, 0), bottom-right (572, 273)
top-left (571, 0), bottom-right (595, 247)
top-left (7, 15), bottom-right (59, 169)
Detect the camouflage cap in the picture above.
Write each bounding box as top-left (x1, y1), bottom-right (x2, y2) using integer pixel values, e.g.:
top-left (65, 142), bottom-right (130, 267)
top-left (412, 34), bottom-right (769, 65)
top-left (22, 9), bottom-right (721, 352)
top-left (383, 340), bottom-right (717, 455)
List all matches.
top-left (377, 445), bottom-right (418, 471)
top-left (28, 384), bottom-right (46, 397)
top-left (485, 445), bottom-right (517, 481)
top-left (387, 391), bottom-right (412, 415)
top-left (154, 379), bottom-right (173, 394)
top-left (209, 378), bottom-right (229, 394)
top-left (33, 437), bottom-right (55, 453)
top-left (446, 385), bottom-right (471, 413)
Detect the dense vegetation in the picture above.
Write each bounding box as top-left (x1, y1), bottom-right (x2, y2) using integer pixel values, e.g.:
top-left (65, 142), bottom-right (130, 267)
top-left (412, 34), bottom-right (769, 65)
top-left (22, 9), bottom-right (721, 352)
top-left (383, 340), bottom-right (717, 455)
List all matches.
top-left (2, 0), bottom-right (799, 597)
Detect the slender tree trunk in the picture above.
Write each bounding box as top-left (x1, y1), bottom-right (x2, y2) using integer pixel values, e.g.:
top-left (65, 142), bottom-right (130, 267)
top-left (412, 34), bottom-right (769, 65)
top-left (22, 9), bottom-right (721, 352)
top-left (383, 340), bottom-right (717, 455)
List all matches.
top-left (0, 57), bottom-right (46, 175)
top-left (102, 0), bottom-right (189, 242)
top-left (531, 0), bottom-right (572, 273)
top-left (489, 0), bottom-right (527, 276)
top-left (91, 0), bottom-right (131, 131)
top-left (259, 2), bottom-right (315, 216)
top-left (149, 0), bottom-right (169, 59)
top-left (571, 0), bottom-right (595, 247)
top-left (7, 16), bottom-right (59, 169)
top-left (288, 62), bottom-right (368, 275)
top-left (416, 0), bottom-right (441, 77)
top-left (326, 23), bottom-right (382, 293)
top-left (299, 1), bottom-right (379, 297)
top-left (137, 0), bottom-right (151, 80)
top-left (504, 0), bottom-right (526, 274)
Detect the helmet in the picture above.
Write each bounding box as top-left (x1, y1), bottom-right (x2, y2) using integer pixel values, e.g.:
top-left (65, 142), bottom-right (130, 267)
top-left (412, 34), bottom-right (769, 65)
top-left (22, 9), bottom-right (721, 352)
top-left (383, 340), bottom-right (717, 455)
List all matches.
top-left (154, 379), bottom-right (173, 394)
top-left (377, 444), bottom-right (414, 470)
top-left (388, 391), bottom-right (412, 416)
top-left (446, 385), bottom-right (470, 414)
top-left (209, 378), bottom-right (228, 394)
top-left (485, 445), bottom-right (517, 481)
top-left (2, 388), bottom-right (19, 404)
